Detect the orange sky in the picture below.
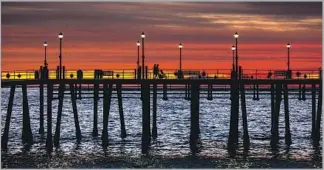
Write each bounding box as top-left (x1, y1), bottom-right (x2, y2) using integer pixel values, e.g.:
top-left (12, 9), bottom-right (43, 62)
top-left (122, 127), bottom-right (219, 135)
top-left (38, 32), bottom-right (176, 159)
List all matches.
top-left (1, 2), bottom-right (322, 71)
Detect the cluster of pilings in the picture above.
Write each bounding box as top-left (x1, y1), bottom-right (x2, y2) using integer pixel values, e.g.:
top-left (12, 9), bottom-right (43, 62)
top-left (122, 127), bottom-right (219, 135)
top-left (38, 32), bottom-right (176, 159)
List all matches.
top-left (1, 70), bottom-right (322, 156)
top-left (226, 67), bottom-right (323, 157)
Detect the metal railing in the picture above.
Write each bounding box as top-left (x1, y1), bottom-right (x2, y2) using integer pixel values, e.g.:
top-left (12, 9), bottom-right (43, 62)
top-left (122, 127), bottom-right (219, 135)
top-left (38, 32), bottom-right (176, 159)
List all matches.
top-left (1, 68), bottom-right (321, 80)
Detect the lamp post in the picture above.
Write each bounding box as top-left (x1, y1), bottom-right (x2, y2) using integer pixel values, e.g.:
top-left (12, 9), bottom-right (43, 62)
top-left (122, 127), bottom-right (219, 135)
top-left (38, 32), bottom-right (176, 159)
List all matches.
top-left (43, 41), bottom-right (48, 68)
top-left (137, 41), bottom-right (140, 79)
top-left (58, 32), bottom-right (63, 80)
top-left (178, 43), bottom-right (183, 74)
top-left (286, 43), bottom-right (291, 79)
top-left (231, 45), bottom-right (235, 71)
top-left (286, 43), bottom-right (291, 71)
top-left (234, 32), bottom-right (239, 74)
top-left (141, 32), bottom-right (145, 79)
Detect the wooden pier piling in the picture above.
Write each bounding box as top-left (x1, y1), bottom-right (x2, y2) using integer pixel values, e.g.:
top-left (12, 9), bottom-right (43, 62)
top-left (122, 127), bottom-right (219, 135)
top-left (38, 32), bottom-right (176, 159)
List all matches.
top-left (311, 84), bottom-right (316, 139)
top-left (22, 84), bottom-right (33, 145)
top-left (271, 83), bottom-right (282, 147)
top-left (239, 67), bottom-right (250, 150)
top-left (46, 83), bottom-right (53, 152)
top-left (228, 71), bottom-right (239, 156)
top-left (163, 83), bottom-right (168, 100)
top-left (92, 82), bottom-right (99, 137)
top-left (78, 83), bottom-right (82, 99)
top-left (1, 85), bottom-right (16, 150)
top-left (190, 83), bottom-right (199, 153)
top-left (315, 80), bottom-right (322, 142)
top-left (186, 84), bottom-right (191, 100)
top-left (141, 82), bottom-right (151, 154)
top-left (298, 84), bottom-right (302, 100)
top-left (117, 83), bottom-right (126, 138)
top-left (253, 84), bottom-right (256, 100)
top-left (256, 84), bottom-right (260, 100)
top-left (302, 83), bottom-right (306, 100)
top-left (270, 84), bottom-right (274, 135)
top-left (102, 83), bottom-right (112, 147)
top-left (283, 84), bottom-right (292, 145)
top-left (39, 82), bottom-right (44, 134)
top-left (152, 83), bottom-right (158, 139)
top-left (207, 84), bottom-right (213, 100)
top-left (54, 83), bottom-right (65, 147)
top-left (70, 84), bottom-right (82, 142)
top-left (185, 84), bottom-right (189, 100)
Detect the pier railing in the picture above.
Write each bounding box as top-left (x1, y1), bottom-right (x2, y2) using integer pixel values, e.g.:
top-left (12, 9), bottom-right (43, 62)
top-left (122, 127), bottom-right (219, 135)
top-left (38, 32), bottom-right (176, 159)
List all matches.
top-left (1, 68), bottom-right (321, 80)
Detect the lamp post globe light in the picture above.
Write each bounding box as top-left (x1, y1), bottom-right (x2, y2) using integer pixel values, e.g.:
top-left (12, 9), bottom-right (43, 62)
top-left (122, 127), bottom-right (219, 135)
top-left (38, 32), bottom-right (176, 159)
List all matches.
top-left (234, 32), bottom-right (239, 74)
top-left (141, 32), bottom-right (145, 79)
top-left (43, 41), bottom-right (48, 68)
top-left (137, 41), bottom-right (140, 79)
top-left (231, 45), bottom-right (235, 71)
top-left (58, 32), bottom-right (63, 80)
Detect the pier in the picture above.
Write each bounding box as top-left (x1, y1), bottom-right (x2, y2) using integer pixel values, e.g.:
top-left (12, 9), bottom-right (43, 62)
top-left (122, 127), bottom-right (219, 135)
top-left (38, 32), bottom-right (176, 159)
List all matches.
top-left (1, 67), bottom-right (322, 157)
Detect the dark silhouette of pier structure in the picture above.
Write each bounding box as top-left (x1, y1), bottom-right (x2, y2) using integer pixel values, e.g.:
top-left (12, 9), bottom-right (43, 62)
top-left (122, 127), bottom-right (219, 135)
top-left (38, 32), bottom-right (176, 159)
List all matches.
top-left (1, 67), bottom-right (322, 156)
top-left (1, 32), bottom-right (322, 157)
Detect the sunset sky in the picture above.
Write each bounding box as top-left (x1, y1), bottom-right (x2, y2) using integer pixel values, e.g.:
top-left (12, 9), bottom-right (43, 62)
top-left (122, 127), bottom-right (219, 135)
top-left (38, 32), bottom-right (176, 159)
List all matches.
top-left (1, 2), bottom-right (322, 71)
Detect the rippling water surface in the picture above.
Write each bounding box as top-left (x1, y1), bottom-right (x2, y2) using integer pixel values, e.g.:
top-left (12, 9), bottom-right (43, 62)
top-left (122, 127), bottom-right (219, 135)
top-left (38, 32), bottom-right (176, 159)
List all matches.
top-left (1, 87), bottom-right (322, 168)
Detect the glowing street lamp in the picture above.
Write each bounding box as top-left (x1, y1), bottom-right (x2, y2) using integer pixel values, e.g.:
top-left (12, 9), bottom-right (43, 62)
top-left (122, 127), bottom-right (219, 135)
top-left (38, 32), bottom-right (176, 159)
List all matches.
top-left (286, 43), bottom-right (291, 71)
top-left (58, 32), bottom-right (63, 80)
top-left (178, 43), bottom-right (183, 72)
top-left (43, 41), bottom-right (48, 68)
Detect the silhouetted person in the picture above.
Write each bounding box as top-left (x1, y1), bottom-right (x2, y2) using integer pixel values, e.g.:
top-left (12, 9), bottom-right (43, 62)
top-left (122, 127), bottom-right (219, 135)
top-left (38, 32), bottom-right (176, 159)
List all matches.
top-left (159, 70), bottom-right (165, 79)
top-left (153, 64), bottom-right (160, 79)
top-left (153, 64), bottom-right (157, 79)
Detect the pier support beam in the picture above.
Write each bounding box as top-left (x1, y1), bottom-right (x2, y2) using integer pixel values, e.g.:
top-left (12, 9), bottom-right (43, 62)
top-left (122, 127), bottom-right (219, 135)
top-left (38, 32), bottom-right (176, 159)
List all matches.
top-left (54, 83), bottom-right (65, 147)
top-left (39, 82), bottom-right (44, 134)
top-left (239, 67), bottom-right (250, 150)
top-left (315, 80), bottom-right (322, 143)
top-left (256, 84), bottom-right (260, 100)
top-left (141, 82), bottom-right (151, 154)
top-left (117, 83), bottom-right (126, 138)
top-left (102, 83), bottom-right (112, 147)
top-left (22, 84), bottom-right (33, 145)
top-left (283, 84), bottom-right (292, 146)
top-left (270, 84), bottom-right (275, 134)
top-left (302, 84), bottom-right (306, 100)
top-left (311, 84), bottom-right (316, 139)
top-left (78, 83), bottom-right (82, 99)
top-left (186, 84), bottom-right (192, 100)
top-left (253, 84), bottom-right (256, 100)
top-left (185, 84), bottom-right (188, 100)
top-left (163, 83), bottom-right (168, 100)
top-left (271, 83), bottom-right (282, 148)
top-left (46, 83), bottom-right (53, 152)
top-left (228, 71), bottom-right (239, 157)
top-left (70, 84), bottom-right (82, 142)
top-left (207, 84), bottom-right (213, 100)
top-left (298, 84), bottom-right (302, 100)
top-left (92, 82), bottom-right (99, 137)
top-left (1, 85), bottom-right (16, 150)
top-left (152, 83), bottom-right (158, 139)
top-left (190, 83), bottom-right (200, 154)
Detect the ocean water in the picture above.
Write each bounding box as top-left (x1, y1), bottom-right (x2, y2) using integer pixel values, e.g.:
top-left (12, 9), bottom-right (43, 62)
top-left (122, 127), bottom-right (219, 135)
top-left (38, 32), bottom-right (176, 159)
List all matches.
top-left (1, 87), bottom-right (322, 168)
